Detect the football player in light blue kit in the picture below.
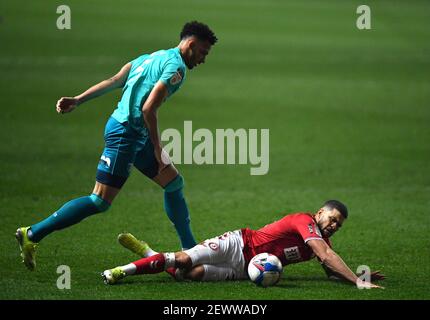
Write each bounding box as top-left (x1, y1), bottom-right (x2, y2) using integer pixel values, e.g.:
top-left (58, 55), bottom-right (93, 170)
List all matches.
top-left (16, 21), bottom-right (218, 270)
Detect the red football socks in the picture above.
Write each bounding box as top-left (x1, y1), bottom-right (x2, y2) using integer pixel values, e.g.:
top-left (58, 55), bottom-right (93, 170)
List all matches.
top-left (132, 253), bottom-right (166, 274)
top-left (166, 267), bottom-right (177, 279)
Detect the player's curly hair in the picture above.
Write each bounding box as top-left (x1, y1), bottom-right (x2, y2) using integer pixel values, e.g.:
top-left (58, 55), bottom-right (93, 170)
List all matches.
top-left (180, 21), bottom-right (218, 45)
top-left (324, 200), bottom-right (348, 218)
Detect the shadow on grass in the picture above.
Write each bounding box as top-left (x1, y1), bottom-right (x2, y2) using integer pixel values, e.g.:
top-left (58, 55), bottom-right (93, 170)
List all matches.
top-left (271, 283), bottom-right (300, 289)
top-left (105, 277), bottom-right (177, 286)
top-left (283, 275), bottom-right (353, 287)
top-left (284, 275), bottom-right (328, 281)
top-left (110, 276), bottom-right (304, 290)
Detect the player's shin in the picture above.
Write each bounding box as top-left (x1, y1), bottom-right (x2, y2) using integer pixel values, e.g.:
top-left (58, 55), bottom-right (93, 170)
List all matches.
top-left (29, 194), bottom-right (110, 242)
top-left (131, 252), bottom-right (176, 275)
top-left (163, 175), bottom-right (197, 250)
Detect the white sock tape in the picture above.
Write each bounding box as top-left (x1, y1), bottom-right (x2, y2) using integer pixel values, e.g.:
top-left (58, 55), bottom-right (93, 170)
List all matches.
top-left (163, 252), bottom-right (176, 269)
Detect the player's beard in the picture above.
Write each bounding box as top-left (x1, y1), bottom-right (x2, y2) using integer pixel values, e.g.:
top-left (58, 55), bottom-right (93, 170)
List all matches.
top-left (318, 222), bottom-right (332, 237)
top-left (318, 217), bottom-right (334, 237)
top-left (322, 227), bottom-right (335, 237)
top-left (323, 229), bottom-right (332, 237)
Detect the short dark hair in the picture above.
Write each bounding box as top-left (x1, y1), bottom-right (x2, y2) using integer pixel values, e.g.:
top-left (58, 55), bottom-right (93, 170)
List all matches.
top-left (180, 21), bottom-right (218, 45)
top-left (323, 200), bottom-right (348, 218)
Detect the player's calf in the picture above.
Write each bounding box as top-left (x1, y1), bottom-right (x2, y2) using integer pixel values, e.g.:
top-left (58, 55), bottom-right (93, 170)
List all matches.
top-left (183, 265), bottom-right (205, 281)
top-left (101, 252), bottom-right (193, 285)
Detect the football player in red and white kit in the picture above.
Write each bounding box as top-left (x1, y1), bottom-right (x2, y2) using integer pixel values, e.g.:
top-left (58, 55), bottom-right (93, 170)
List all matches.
top-left (102, 200), bottom-right (385, 288)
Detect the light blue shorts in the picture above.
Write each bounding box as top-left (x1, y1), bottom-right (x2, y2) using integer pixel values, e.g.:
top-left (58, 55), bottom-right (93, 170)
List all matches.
top-left (96, 117), bottom-right (158, 188)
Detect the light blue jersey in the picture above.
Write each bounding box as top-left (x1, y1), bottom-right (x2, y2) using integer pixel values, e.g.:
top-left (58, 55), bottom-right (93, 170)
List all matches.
top-left (111, 47), bottom-right (186, 133)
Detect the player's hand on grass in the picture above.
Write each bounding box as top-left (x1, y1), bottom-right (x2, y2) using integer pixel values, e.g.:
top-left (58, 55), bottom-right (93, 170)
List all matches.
top-left (357, 269), bottom-right (386, 282)
top-left (56, 97), bottom-right (79, 114)
top-left (356, 279), bottom-right (385, 289)
top-left (370, 270), bottom-right (386, 281)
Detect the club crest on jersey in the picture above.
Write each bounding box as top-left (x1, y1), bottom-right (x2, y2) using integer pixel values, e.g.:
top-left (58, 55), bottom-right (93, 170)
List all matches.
top-left (208, 242), bottom-right (219, 251)
top-left (308, 223), bottom-right (314, 234)
top-left (170, 70), bottom-right (183, 85)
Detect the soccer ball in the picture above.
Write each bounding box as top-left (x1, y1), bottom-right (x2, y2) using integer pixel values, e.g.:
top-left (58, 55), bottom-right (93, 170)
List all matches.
top-left (247, 253), bottom-right (283, 287)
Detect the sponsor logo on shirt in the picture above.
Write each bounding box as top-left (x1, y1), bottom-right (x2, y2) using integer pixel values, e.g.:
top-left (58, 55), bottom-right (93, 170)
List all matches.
top-left (283, 246), bottom-right (302, 261)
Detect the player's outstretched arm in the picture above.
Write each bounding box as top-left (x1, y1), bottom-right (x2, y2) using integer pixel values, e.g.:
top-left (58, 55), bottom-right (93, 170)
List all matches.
top-left (321, 263), bottom-right (386, 282)
top-left (308, 239), bottom-right (384, 289)
top-left (56, 62), bottom-right (131, 114)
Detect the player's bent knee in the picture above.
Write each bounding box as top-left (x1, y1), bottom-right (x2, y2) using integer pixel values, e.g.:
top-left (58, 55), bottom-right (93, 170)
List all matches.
top-left (89, 193), bottom-right (111, 213)
top-left (184, 266), bottom-right (205, 281)
top-left (96, 170), bottom-right (127, 189)
top-left (164, 174), bottom-right (184, 193)
top-left (175, 252), bottom-right (192, 269)
top-left (92, 180), bottom-right (122, 204)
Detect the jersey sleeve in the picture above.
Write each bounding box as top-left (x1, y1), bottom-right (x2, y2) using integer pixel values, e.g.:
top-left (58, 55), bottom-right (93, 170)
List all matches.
top-left (159, 59), bottom-right (185, 96)
top-left (294, 215), bottom-right (324, 243)
top-left (129, 54), bottom-right (148, 73)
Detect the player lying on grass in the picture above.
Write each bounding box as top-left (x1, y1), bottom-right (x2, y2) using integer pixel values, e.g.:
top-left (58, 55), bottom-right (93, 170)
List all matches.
top-left (102, 200), bottom-right (385, 288)
top-left (16, 21), bottom-right (218, 270)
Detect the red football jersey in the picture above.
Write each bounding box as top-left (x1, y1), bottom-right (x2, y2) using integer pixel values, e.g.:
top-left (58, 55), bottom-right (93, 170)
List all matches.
top-left (241, 213), bottom-right (331, 266)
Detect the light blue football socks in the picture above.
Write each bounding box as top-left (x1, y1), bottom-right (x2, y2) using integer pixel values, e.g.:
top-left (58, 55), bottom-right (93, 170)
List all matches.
top-left (164, 175), bottom-right (196, 250)
top-left (27, 177), bottom-right (195, 250)
top-left (29, 194), bottom-right (110, 242)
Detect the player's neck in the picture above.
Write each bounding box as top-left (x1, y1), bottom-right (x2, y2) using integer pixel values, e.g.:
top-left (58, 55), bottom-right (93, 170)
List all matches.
top-left (177, 42), bottom-right (187, 58)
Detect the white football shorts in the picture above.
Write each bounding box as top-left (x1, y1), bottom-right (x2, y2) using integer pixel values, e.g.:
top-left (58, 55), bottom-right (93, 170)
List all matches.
top-left (183, 230), bottom-right (248, 281)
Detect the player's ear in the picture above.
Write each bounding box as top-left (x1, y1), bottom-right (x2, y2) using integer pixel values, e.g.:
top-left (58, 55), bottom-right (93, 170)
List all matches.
top-left (188, 38), bottom-right (198, 50)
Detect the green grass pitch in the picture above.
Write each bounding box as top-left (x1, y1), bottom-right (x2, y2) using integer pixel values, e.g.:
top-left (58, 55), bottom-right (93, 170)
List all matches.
top-left (0, 0), bottom-right (429, 300)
